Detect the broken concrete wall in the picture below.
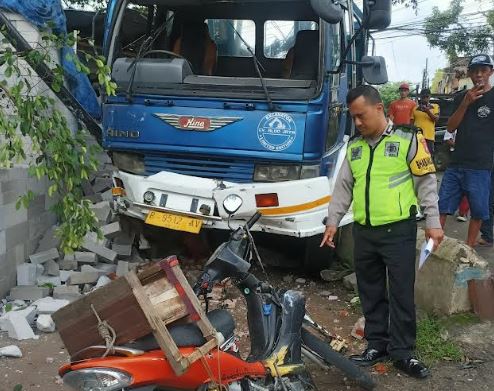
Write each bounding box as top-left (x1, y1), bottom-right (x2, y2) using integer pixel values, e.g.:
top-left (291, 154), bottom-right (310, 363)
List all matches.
top-left (0, 168), bottom-right (58, 298)
top-left (0, 13), bottom-right (79, 298)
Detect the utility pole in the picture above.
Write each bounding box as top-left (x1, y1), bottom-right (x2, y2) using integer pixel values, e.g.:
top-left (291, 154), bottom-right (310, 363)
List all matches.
top-left (421, 58), bottom-right (429, 90)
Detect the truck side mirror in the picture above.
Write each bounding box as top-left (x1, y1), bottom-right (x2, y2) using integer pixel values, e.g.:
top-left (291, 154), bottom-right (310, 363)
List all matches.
top-left (310, 0), bottom-right (344, 24)
top-left (363, 0), bottom-right (392, 30)
top-left (361, 56), bottom-right (388, 84)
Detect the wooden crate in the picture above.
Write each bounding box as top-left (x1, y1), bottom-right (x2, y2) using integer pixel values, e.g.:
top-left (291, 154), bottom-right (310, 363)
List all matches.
top-left (52, 256), bottom-right (218, 375)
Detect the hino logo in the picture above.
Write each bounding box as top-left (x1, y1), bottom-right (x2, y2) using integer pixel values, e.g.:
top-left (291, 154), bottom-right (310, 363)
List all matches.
top-left (178, 116), bottom-right (211, 130)
top-left (154, 114), bottom-right (242, 131)
top-left (107, 129), bottom-right (140, 138)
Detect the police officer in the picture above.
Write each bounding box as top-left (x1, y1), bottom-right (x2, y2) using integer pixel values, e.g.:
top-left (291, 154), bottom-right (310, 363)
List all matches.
top-left (321, 85), bottom-right (444, 379)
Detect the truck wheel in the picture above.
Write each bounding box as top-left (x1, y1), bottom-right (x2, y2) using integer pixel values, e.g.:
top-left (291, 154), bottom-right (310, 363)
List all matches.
top-left (303, 234), bottom-right (336, 273)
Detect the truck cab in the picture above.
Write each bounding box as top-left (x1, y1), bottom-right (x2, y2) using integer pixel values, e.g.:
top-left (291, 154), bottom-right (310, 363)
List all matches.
top-left (103, 0), bottom-right (389, 267)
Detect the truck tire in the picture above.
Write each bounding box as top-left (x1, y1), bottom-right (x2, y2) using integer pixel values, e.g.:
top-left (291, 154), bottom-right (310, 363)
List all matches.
top-left (301, 327), bottom-right (376, 390)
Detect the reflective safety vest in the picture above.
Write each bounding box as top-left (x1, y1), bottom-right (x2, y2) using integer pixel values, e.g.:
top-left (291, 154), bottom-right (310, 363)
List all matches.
top-left (347, 128), bottom-right (418, 226)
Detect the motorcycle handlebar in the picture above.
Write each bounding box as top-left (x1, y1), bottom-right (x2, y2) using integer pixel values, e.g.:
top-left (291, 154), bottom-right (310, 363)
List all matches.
top-left (246, 211), bottom-right (262, 229)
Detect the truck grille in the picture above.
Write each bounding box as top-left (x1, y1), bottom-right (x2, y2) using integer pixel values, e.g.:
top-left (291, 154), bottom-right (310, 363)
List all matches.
top-left (144, 154), bottom-right (254, 183)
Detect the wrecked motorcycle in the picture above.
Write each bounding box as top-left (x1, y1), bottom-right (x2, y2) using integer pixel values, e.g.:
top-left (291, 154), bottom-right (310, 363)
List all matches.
top-left (59, 207), bottom-right (374, 391)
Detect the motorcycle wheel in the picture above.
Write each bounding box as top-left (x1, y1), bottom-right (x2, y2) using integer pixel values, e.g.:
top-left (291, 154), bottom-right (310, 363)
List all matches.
top-left (301, 327), bottom-right (376, 390)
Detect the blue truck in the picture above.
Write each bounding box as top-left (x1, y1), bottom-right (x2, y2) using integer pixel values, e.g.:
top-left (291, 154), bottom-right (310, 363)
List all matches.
top-left (102, 0), bottom-right (391, 268)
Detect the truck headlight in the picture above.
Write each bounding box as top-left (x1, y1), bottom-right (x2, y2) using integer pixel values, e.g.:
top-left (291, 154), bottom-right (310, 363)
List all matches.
top-left (63, 368), bottom-right (132, 391)
top-left (112, 152), bottom-right (145, 175)
top-left (254, 164), bottom-right (320, 182)
top-left (300, 164), bottom-right (320, 179)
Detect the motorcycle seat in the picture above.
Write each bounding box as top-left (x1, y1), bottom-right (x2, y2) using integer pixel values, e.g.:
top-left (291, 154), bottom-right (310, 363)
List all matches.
top-left (123, 309), bottom-right (235, 351)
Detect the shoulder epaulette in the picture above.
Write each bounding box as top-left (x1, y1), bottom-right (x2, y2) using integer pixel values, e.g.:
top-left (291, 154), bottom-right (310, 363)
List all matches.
top-left (392, 124), bottom-right (419, 133)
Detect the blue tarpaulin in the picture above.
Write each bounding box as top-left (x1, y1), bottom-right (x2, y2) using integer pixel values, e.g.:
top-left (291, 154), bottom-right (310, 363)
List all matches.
top-left (0, 0), bottom-right (101, 119)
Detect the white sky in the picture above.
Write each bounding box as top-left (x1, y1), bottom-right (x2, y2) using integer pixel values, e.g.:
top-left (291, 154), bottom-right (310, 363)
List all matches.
top-left (371, 0), bottom-right (492, 84)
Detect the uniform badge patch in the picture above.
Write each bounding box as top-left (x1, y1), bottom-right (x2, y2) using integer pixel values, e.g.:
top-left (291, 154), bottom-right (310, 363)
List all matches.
top-left (351, 146), bottom-right (362, 161)
top-left (477, 105), bottom-right (491, 118)
top-left (384, 142), bottom-right (400, 157)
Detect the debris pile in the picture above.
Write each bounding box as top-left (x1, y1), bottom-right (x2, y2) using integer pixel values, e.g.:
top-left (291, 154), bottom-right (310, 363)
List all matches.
top-left (0, 173), bottom-right (151, 341)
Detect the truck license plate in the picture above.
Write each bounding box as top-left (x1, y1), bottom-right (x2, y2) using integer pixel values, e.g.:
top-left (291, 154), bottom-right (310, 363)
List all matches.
top-left (145, 211), bottom-right (202, 234)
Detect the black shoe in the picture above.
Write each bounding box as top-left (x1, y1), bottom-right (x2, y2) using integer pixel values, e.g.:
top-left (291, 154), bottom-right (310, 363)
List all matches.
top-left (350, 348), bottom-right (389, 367)
top-left (393, 358), bottom-right (430, 379)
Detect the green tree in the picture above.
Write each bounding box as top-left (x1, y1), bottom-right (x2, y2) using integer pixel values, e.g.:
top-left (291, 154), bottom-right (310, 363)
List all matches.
top-left (430, 69), bottom-right (444, 93)
top-left (377, 82), bottom-right (411, 110)
top-left (424, 0), bottom-right (494, 62)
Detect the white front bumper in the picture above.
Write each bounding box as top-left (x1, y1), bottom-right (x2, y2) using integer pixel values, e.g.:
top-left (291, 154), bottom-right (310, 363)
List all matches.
top-left (113, 170), bottom-right (352, 238)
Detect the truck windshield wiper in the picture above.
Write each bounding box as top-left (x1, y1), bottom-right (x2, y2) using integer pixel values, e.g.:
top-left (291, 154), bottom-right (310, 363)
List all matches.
top-left (126, 15), bottom-right (172, 101)
top-left (228, 21), bottom-right (276, 111)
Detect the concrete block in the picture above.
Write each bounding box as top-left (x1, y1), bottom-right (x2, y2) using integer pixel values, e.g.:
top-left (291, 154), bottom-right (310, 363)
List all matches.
top-left (0, 229), bottom-right (5, 254)
top-left (9, 286), bottom-right (49, 301)
top-left (59, 256), bottom-right (78, 271)
top-left (53, 285), bottom-right (81, 301)
top-left (35, 225), bottom-right (61, 253)
top-left (0, 306), bottom-right (37, 331)
top-left (90, 201), bottom-right (111, 223)
top-left (32, 297), bottom-right (69, 314)
top-left (80, 264), bottom-right (109, 277)
top-left (3, 312), bottom-right (36, 340)
top-left (36, 314), bottom-right (55, 332)
top-left (27, 194), bottom-right (46, 219)
top-left (415, 229), bottom-right (489, 315)
top-left (74, 251), bottom-right (98, 265)
top-left (81, 237), bottom-right (117, 263)
top-left (0, 203), bottom-right (27, 231)
top-left (343, 273), bottom-right (358, 293)
top-left (68, 271), bottom-right (99, 285)
top-left (36, 275), bottom-right (62, 287)
top-left (0, 345), bottom-right (22, 358)
top-left (95, 275), bottom-right (111, 289)
top-left (116, 261), bottom-right (129, 277)
top-left (44, 259), bottom-right (60, 276)
top-left (28, 212), bottom-right (55, 241)
top-left (101, 221), bottom-right (121, 239)
top-left (81, 180), bottom-right (95, 196)
top-left (16, 263), bottom-right (37, 285)
top-left (112, 243), bottom-right (132, 258)
top-left (59, 270), bottom-right (72, 283)
top-left (29, 248), bottom-right (59, 264)
top-left (113, 231), bottom-right (135, 246)
top-left (94, 262), bottom-right (117, 274)
top-left (101, 189), bottom-right (113, 202)
top-left (139, 234), bottom-right (151, 250)
top-left (4, 221), bottom-right (29, 248)
top-left (0, 189), bottom-right (18, 206)
top-left (92, 177), bottom-right (112, 193)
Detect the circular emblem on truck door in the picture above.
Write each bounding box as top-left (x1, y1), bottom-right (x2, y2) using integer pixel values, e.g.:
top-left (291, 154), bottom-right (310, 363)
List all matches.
top-left (257, 112), bottom-right (297, 151)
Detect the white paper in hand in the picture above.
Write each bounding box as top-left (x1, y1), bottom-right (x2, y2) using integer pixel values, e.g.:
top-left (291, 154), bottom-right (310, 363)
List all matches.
top-left (419, 238), bottom-right (434, 269)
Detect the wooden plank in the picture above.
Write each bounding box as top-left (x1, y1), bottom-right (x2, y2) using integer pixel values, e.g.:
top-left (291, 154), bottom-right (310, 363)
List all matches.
top-left (125, 271), bottom-right (187, 375)
top-left (153, 298), bottom-right (188, 323)
top-left (169, 262), bottom-right (216, 339)
top-left (185, 338), bottom-right (218, 365)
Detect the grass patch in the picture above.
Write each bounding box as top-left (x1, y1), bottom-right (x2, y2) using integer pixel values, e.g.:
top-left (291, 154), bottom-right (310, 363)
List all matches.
top-left (416, 317), bottom-right (463, 366)
top-left (439, 312), bottom-right (479, 329)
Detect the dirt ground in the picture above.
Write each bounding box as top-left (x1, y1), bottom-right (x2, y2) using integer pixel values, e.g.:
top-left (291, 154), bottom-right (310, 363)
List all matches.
top-left (1, 264), bottom-right (493, 391)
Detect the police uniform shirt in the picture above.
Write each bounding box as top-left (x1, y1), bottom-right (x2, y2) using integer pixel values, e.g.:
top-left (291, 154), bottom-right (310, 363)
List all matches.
top-left (326, 121), bottom-right (440, 229)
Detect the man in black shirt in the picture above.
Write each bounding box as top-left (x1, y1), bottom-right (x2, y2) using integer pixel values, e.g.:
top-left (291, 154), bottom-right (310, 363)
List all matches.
top-left (439, 54), bottom-right (494, 247)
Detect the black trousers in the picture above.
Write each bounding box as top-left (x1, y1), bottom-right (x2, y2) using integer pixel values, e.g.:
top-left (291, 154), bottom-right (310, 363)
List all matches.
top-left (353, 218), bottom-right (417, 360)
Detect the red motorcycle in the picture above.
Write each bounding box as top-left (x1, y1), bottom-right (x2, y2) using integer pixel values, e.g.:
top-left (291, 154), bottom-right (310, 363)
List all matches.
top-left (59, 212), bottom-right (374, 390)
